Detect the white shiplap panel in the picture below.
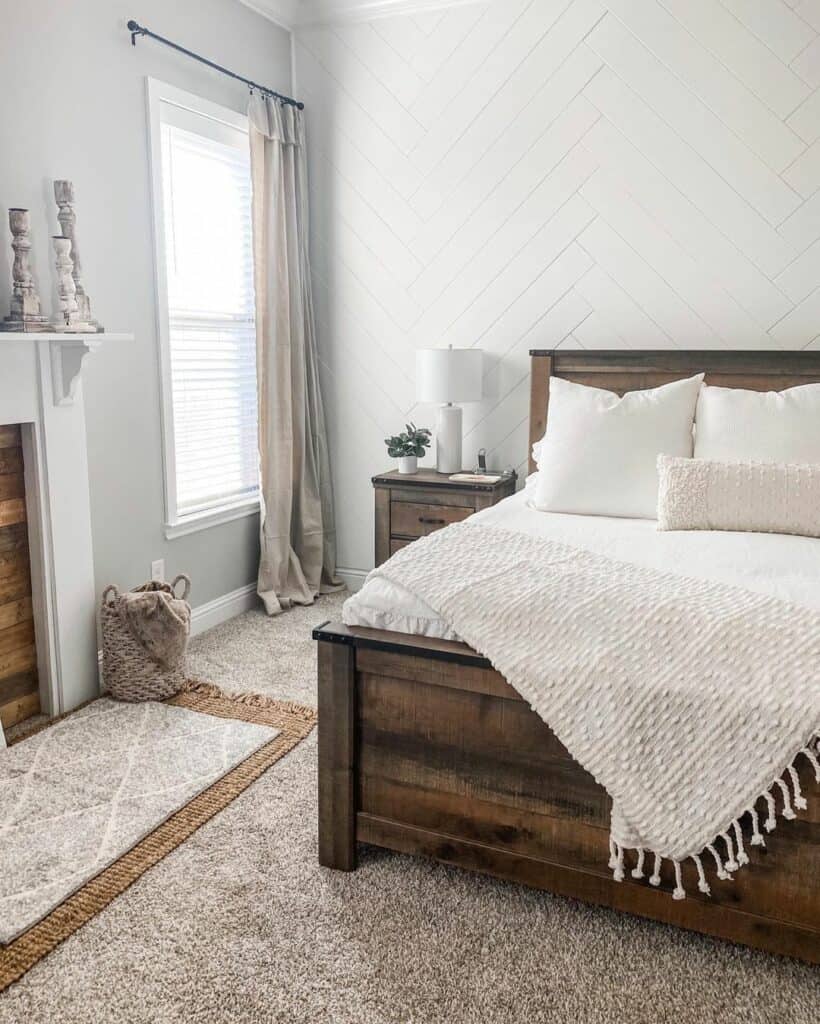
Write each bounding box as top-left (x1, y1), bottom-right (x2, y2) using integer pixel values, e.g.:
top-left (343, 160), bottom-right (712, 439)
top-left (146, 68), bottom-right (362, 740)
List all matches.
top-left (370, 14), bottom-right (428, 61)
top-left (295, 43), bottom-right (423, 199)
top-left (410, 7), bottom-right (486, 82)
top-left (587, 15), bottom-right (802, 224)
top-left (411, 150), bottom-right (597, 336)
top-left (782, 136), bottom-right (820, 195)
top-left (314, 291), bottom-right (412, 419)
top-left (309, 234), bottom-right (417, 375)
top-left (658, 0), bottom-right (811, 118)
top-left (572, 309), bottom-right (631, 347)
top-left (787, 85), bottom-right (820, 143)
top-left (769, 284), bottom-right (820, 345)
top-left (606, 0), bottom-right (805, 172)
top-left (437, 194), bottom-right (596, 350)
top-left (408, 0), bottom-right (604, 222)
top-left (791, 34), bottom-right (820, 87)
top-left (410, 102), bottom-right (599, 306)
top-left (297, 28), bottom-right (426, 153)
top-left (463, 290), bottom-right (592, 437)
top-left (409, 0), bottom-right (532, 126)
top-left (577, 216), bottom-right (720, 346)
top-left (584, 67), bottom-right (797, 276)
top-left (778, 186), bottom-right (820, 249)
top-left (775, 237), bottom-right (820, 301)
top-left (794, 0), bottom-right (820, 32)
top-left (409, 45), bottom-right (602, 260)
top-left (583, 117), bottom-right (793, 326)
top-left (720, 0), bottom-right (817, 63)
top-left (335, 22), bottom-right (427, 109)
top-left (574, 264), bottom-right (674, 347)
top-left (308, 152), bottom-right (423, 286)
top-left (470, 243), bottom-right (592, 360)
top-left (409, 0), bottom-right (572, 176)
top-left (412, 11), bottom-right (447, 36)
top-left (580, 169), bottom-right (771, 346)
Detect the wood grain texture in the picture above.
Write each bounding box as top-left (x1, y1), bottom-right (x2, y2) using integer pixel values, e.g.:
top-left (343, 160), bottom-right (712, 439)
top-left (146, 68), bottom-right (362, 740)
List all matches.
top-left (0, 431), bottom-right (37, 723)
top-left (0, 691), bottom-right (40, 730)
top-left (316, 623), bottom-right (820, 963)
top-left (0, 426), bottom-right (21, 449)
top-left (317, 639), bottom-right (357, 871)
top-left (373, 471), bottom-right (516, 567)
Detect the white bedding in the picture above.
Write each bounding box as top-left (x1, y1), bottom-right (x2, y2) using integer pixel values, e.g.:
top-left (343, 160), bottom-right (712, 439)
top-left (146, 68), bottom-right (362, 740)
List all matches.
top-left (343, 483), bottom-right (820, 640)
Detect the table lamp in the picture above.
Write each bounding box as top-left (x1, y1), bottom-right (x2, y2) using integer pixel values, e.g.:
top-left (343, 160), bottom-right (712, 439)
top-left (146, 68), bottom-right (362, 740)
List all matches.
top-left (416, 346), bottom-right (483, 474)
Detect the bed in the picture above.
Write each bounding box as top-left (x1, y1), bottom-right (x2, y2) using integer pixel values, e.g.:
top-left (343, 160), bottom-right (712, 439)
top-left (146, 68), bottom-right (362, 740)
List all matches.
top-left (314, 350), bottom-right (820, 963)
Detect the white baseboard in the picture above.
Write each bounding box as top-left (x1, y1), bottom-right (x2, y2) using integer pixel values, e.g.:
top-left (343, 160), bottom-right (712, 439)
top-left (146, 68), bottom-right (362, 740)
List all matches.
top-left (337, 567), bottom-right (368, 593)
top-left (190, 582), bottom-right (260, 636)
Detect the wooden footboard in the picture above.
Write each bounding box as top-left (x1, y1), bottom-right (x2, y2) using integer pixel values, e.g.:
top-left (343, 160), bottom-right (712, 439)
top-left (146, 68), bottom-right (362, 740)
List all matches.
top-left (315, 621), bottom-right (820, 965)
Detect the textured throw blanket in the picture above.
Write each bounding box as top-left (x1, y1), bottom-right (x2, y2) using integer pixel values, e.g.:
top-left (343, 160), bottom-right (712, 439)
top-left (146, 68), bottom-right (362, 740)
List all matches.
top-left (371, 522), bottom-right (820, 899)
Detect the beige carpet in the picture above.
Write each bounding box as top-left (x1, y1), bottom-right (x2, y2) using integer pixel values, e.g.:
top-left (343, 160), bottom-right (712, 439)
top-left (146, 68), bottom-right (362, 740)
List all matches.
top-left (0, 592), bottom-right (816, 1024)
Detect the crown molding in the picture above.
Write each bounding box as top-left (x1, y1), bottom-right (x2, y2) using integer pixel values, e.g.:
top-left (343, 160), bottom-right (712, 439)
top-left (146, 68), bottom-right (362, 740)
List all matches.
top-left (238, 0), bottom-right (302, 30)
top-left (239, 0), bottom-right (485, 30)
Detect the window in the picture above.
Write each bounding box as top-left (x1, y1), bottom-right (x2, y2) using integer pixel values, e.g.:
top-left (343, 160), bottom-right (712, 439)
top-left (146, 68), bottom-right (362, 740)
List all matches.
top-left (148, 81), bottom-right (259, 538)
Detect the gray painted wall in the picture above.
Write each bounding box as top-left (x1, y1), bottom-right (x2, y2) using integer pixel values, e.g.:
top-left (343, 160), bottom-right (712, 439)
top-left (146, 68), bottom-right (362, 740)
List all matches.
top-left (0, 0), bottom-right (292, 608)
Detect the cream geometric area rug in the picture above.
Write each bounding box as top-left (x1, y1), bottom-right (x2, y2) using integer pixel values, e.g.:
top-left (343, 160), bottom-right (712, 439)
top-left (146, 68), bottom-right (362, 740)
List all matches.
top-left (0, 697), bottom-right (277, 945)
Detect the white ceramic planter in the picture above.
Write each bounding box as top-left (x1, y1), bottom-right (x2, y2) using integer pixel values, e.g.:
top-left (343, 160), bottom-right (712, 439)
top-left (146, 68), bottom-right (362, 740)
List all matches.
top-left (397, 455), bottom-right (418, 475)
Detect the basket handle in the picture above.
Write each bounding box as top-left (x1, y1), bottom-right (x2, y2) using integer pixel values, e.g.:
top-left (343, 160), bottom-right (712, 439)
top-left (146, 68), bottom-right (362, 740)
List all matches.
top-left (171, 573), bottom-right (191, 601)
top-left (101, 584), bottom-right (120, 607)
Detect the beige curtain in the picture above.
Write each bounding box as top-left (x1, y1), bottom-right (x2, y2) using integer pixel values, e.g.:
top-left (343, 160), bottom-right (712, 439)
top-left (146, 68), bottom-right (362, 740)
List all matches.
top-left (249, 95), bottom-right (342, 615)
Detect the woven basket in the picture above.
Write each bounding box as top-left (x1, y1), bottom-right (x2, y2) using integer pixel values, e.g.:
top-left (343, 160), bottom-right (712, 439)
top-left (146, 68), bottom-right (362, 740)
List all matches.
top-left (101, 575), bottom-right (191, 702)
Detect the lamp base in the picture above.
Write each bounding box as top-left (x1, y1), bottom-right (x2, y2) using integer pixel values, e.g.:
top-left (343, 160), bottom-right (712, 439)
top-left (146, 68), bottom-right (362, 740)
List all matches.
top-left (436, 404), bottom-right (462, 474)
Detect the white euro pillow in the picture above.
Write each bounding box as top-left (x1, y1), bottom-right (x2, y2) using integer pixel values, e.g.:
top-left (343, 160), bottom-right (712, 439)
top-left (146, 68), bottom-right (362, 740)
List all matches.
top-left (695, 382), bottom-right (820, 463)
top-left (657, 454), bottom-right (820, 539)
top-left (532, 374), bottom-right (703, 519)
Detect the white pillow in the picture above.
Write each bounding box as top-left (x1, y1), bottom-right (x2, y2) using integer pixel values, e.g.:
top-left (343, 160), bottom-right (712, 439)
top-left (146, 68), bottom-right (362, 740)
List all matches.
top-left (695, 382), bottom-right (820, 463)
top-left (657, 454), bottom-right (820, 539)
top-left (532, 374), bottom-right (703, 519)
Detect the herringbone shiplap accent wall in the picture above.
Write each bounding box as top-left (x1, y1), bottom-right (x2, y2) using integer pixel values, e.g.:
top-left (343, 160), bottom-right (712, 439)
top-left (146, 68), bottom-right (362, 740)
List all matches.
top-left (296, 0), bottom-right (820, 573)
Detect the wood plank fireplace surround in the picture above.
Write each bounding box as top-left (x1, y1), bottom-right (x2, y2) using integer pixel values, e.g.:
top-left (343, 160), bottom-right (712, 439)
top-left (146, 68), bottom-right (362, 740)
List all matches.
top-left (0, 332), bottom-right (130, 733)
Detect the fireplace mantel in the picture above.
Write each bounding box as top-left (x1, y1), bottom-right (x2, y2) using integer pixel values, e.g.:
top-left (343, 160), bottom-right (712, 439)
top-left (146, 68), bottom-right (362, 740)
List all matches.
top-left (0, 331), bottom-right (133, 718)
top-left (0, 332), bottom-right (133, 405)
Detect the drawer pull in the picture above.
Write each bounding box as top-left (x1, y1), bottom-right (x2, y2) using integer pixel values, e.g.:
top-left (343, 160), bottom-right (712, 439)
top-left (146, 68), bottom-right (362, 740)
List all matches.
top-left (419, 516), bottom-right (446, 525)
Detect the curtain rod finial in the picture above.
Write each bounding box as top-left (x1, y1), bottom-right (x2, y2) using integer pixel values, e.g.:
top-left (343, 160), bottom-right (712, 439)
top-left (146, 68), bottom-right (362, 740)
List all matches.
top-left (127, 19), bottom-right (143, 46)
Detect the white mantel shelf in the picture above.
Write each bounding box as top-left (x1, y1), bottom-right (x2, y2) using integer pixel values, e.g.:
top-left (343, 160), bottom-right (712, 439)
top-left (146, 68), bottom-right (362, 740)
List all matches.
top-left (0, 332), bottom-right (133, 406)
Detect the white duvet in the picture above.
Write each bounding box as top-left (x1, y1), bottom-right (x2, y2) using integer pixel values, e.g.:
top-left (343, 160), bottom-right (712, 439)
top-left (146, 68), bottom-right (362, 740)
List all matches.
top-left (343, 482), bottom-right (820, 639)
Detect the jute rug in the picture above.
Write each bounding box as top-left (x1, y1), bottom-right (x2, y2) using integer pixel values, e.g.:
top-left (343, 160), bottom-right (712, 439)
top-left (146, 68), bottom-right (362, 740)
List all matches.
top-left (0, 682), bottom-right (316, 993)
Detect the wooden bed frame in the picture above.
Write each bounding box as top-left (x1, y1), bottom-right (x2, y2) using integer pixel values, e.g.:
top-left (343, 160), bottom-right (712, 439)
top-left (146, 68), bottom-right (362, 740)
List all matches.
top-left (314, 350), bottom-right (820, 964)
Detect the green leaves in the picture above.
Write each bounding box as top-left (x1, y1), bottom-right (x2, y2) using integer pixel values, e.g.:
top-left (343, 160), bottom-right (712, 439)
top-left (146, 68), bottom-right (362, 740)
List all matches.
top-left (384, 422), bottom-right (432, 458)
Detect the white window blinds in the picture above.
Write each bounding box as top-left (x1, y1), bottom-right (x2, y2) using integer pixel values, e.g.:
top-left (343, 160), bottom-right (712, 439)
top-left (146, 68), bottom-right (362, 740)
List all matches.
top-left (157, 99), bottom-right (259, 521)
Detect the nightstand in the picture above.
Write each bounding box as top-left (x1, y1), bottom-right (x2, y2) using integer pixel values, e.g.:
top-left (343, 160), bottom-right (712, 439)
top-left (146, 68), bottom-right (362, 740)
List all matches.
top-left (372, 468), bottom-right (517, 567)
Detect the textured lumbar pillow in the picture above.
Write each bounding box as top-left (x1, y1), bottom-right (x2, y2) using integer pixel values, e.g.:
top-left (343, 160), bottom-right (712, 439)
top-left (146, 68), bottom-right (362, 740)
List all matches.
top-left (532, 374), bottom-right (703, 519)
top-left (695, 381), bottom-right (820, 463)
top-left (657, 454), bottom-right (820, 539)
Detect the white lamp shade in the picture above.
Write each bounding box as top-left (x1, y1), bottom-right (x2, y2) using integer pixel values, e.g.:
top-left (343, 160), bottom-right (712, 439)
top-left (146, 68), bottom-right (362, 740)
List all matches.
top-left (416, 347), bottom-right (483, 404)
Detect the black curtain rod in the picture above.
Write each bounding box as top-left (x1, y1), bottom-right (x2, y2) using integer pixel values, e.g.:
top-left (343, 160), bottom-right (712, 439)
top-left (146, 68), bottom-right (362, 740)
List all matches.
top-left (127, 19), bottom-right (304, 110)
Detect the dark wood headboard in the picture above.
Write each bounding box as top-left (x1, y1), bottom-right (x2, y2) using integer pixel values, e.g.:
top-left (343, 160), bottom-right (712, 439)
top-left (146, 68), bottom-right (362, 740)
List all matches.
top-left (528, 349), bottom-right (820, 474)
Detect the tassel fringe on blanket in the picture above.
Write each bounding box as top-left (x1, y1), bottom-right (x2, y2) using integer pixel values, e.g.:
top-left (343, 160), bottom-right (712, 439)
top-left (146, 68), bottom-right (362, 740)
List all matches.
top-left (609, 738), bottom-right (820, 900)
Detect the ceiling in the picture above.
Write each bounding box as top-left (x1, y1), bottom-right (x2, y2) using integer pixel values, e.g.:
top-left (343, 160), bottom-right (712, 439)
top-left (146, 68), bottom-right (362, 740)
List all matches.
top-left (240, 0), bottom-right (484, 30)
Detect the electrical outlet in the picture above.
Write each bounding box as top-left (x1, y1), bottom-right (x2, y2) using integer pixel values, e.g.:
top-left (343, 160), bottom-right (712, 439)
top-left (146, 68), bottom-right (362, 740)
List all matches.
top-left (151, 559), bottom-right (165, 582)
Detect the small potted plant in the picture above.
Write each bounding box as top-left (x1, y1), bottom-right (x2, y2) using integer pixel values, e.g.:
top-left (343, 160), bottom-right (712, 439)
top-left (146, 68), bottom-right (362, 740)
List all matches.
top-left (385, 423), bottom-right (432, 475)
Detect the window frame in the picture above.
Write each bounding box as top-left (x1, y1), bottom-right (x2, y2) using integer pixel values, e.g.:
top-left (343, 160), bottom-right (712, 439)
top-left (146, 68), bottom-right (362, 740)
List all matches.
top-left (146, 78), bottom-right (260, 540)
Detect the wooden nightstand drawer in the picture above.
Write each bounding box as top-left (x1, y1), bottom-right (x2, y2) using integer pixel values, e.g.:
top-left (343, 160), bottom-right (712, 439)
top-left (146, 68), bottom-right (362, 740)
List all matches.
top-left (391, 501), bottom-right (473, 539)
top-left (373, 468), bottom-right (517, 567)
